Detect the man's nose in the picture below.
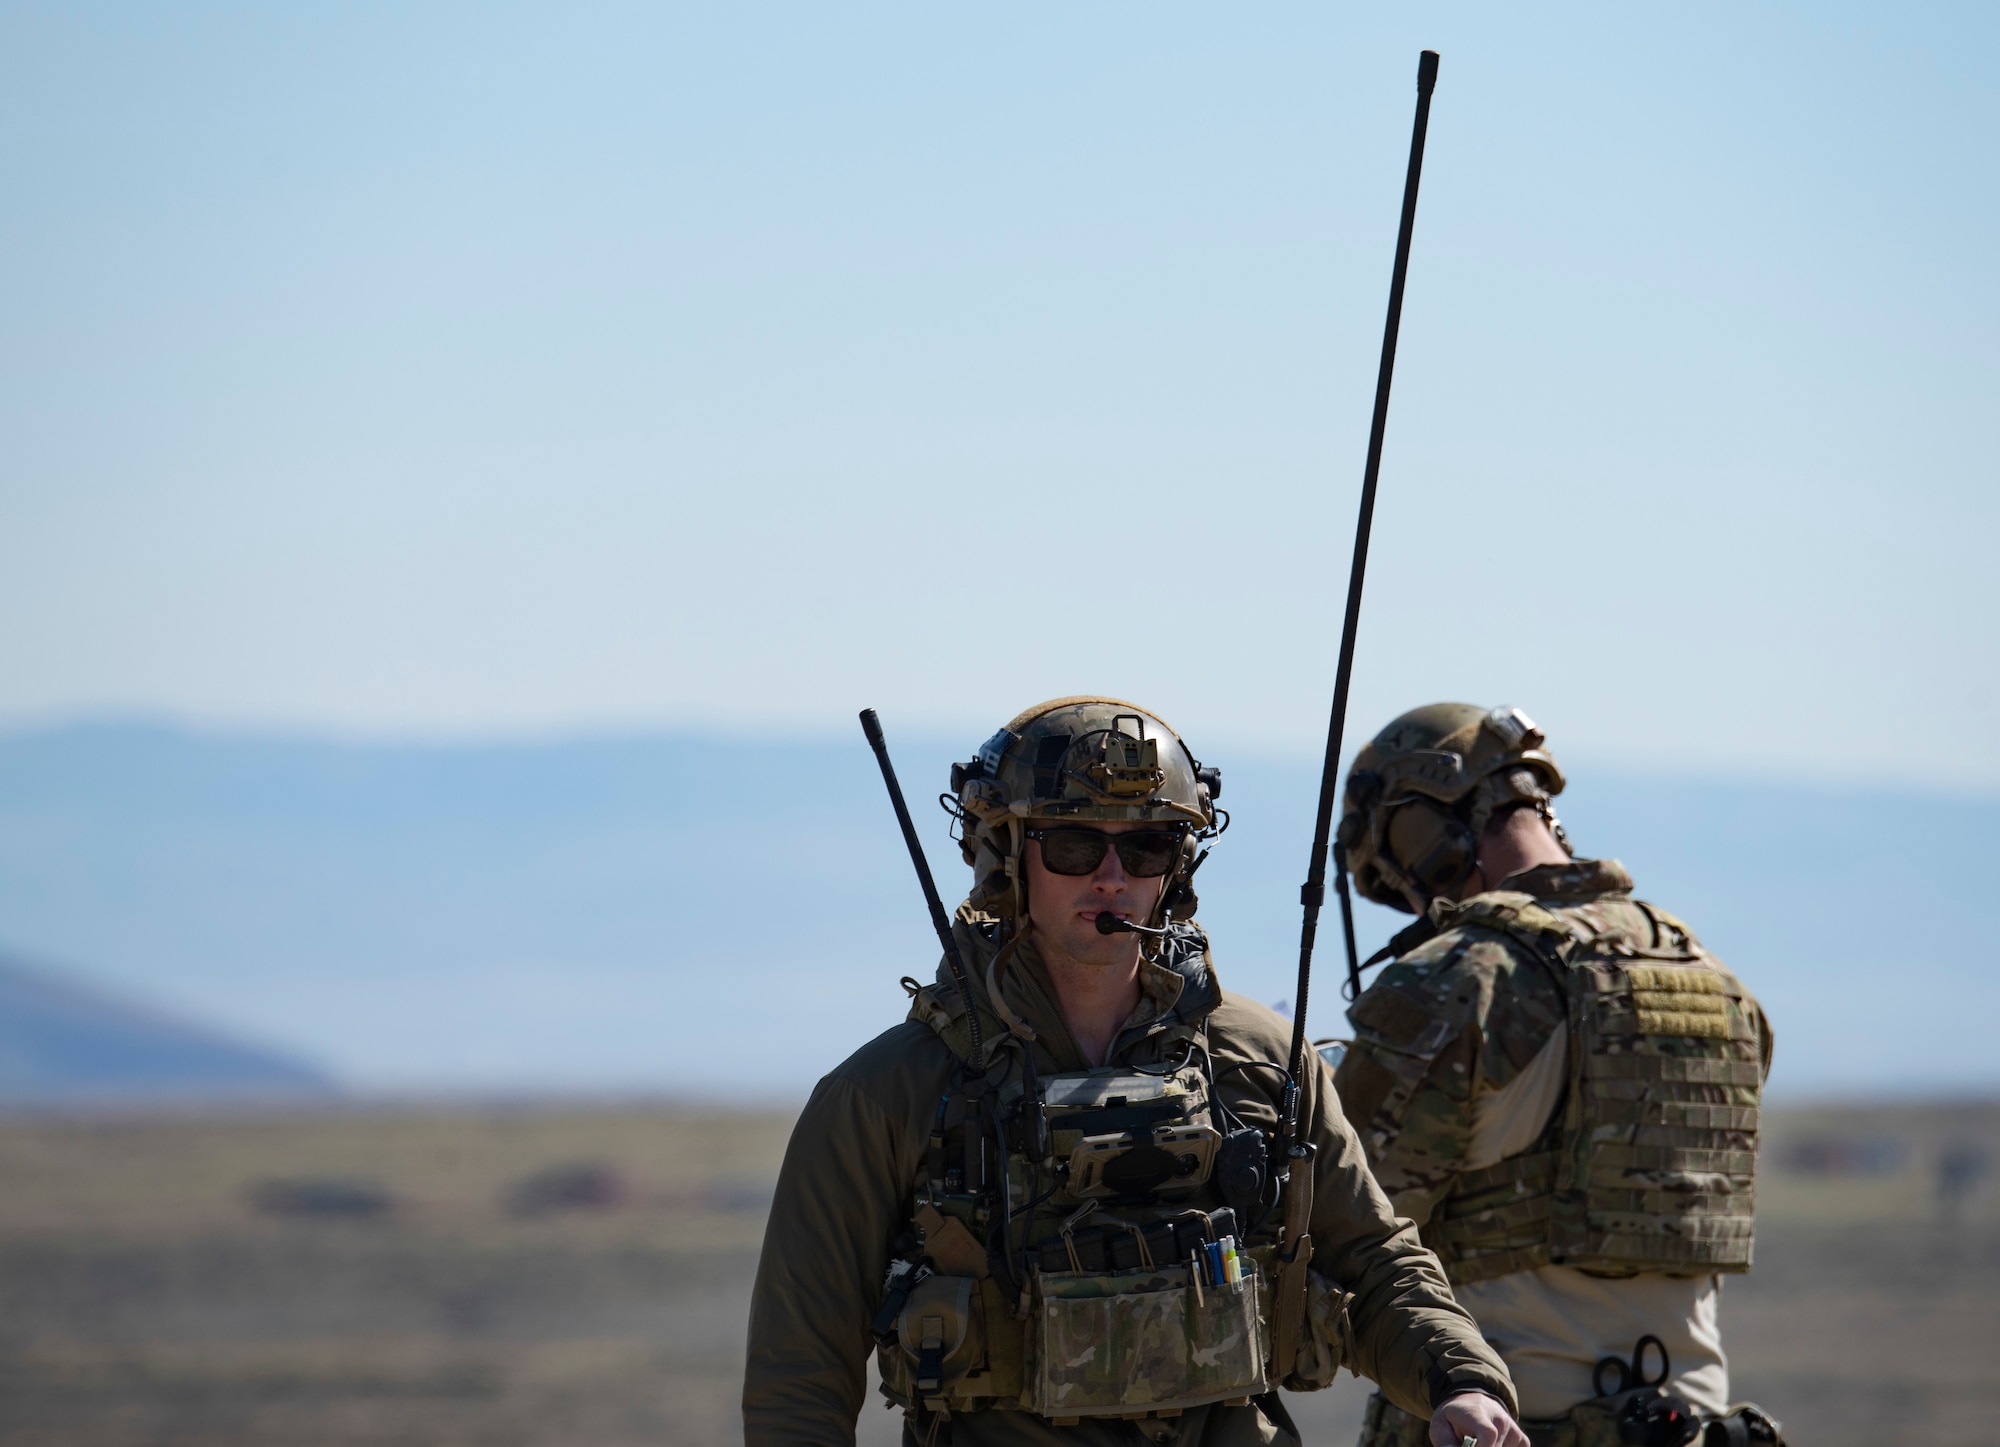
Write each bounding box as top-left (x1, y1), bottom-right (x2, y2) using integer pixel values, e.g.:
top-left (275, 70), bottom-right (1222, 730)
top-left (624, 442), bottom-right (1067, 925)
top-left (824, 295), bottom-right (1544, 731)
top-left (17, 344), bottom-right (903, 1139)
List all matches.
top-left (1093, 846), bottom-right (1128, 888)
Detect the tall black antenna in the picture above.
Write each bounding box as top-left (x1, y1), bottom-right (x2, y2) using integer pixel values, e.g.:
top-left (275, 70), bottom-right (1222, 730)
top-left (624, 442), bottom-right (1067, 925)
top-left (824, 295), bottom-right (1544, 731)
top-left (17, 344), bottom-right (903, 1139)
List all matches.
top-left (860, 708), bottom-right (985, 1070)
top-left (1286, 49), bottom-right (1442, 1120)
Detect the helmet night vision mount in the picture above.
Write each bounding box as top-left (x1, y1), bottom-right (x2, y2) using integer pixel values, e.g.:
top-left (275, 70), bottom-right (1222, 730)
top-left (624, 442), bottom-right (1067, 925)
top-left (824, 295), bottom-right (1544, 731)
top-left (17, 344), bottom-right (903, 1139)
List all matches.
top-left (944, 697), bottom-right (1224, 927)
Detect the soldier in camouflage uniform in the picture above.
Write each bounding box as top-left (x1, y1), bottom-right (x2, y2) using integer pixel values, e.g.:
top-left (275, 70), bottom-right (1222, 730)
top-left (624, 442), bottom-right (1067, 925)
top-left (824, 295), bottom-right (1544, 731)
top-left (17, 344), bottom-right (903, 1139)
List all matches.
top-left (746, 698), bottom-right (1526, 1447)
top-left (1332, 705), bottom-right (1782, 1447)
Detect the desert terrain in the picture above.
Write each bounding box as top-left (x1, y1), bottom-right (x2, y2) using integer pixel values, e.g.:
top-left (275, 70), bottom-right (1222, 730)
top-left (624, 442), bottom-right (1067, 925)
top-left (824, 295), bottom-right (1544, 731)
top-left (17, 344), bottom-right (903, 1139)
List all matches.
top-left (0, 1101), bottom-right (1992, 1447)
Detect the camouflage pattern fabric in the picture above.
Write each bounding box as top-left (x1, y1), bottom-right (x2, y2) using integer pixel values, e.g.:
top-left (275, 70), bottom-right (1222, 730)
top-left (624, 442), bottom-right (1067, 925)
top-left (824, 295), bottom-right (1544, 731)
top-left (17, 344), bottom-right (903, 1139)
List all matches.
top-left (1363, 1392), bottom-right (1653, 1447)
top-left (1361, 1385), bottom-right (1756, 1447)
top-left (1334, 873), bottom-right (1574, 1226)
top-left (880, 913), bottom-right (1446, 1419)
top-left (1032, 1265), bottom-right (1266, 1418)
top-left (1334, 860), bottom-right (1773, 1284)
top-left (948, 698), bottom-right (1222, 922)
top-left (1340, 703), bottom-right (1567, 913)
top-left (1355, 1392), bottom-right (1433, 1447)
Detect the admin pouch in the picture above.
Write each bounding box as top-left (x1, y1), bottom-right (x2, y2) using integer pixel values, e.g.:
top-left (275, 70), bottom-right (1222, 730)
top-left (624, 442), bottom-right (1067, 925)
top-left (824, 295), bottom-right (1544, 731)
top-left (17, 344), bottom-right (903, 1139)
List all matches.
top-left (876, 1244), bottom-right (1283, 1419)
top-left (877, 1185), bottom-right (1354, 1416)
top-left (1030, 1261), bottom-right (1266, 1421)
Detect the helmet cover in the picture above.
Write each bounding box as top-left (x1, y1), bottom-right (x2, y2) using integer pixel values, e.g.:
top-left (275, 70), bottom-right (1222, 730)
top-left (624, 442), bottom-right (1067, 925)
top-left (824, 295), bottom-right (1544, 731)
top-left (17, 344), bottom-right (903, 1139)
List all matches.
top-left (947, 697), bottom-right (1222, 922)
top-left (1339, 703), bottom-right (1568, 914)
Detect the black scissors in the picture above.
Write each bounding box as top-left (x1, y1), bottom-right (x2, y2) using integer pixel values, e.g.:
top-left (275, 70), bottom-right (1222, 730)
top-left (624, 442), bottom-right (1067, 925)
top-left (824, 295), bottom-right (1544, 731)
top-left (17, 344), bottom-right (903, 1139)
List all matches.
top-left (1593, 1334), bottom-right (1670, 1399)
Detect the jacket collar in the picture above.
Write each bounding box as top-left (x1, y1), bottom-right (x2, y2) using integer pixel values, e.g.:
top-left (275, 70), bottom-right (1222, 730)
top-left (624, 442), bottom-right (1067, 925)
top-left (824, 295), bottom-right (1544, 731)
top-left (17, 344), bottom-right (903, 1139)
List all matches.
top-left (1496, 857), bottom-right (1634, 900)
top-left (929, 914), bottom-right (1221, 1073)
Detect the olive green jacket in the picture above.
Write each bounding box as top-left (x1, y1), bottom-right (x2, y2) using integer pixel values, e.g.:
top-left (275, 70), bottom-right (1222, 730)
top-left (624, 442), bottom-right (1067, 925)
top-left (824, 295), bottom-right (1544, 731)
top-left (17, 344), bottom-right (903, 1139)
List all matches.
top-left (743, 927), bottom-right (1514, 1444)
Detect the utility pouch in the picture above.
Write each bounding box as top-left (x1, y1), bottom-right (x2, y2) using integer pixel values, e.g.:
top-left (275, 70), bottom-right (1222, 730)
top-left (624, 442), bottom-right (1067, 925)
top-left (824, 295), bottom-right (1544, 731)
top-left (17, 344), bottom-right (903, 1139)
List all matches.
top-left (1525, 1387), bottom-right (1701, 1447)
top-left (892, 1275), bottom-right (986, 1401)
top-left (1039, 1067), bottom-right (1215, 1205)
top-left (1700, 1405), bottom-right (1783, 1447)
top-left (1282, 1267), bottom-right (1354, 1391)
top-left (1031, 1207), bottom-right (1233, 1275)
top-left (1356, 1393), bottom-right (1432, 1447)
top-left (1028, 1263), bottom-right (1267, 1421)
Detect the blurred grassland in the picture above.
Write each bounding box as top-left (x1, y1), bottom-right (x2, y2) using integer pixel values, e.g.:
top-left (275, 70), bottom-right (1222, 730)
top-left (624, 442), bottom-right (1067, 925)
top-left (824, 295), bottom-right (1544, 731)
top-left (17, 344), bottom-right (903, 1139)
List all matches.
top-left (0, 1103), bottom-right (1994, 1447)
top-left (0, 1108), bottom-right (793, 1447)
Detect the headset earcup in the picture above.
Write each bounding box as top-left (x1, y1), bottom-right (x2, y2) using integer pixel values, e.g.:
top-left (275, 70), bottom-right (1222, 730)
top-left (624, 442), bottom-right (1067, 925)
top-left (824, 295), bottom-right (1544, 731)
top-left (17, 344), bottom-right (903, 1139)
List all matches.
top-left (1384, 801), bottom-right (1479, 895)
top-left (1161, 836), bottom-right (1205, 920)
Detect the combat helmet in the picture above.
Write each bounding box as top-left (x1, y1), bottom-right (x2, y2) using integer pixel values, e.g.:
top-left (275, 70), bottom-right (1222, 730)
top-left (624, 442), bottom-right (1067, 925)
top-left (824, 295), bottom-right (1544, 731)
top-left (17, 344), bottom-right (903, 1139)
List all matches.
top-left (947, 697), bottom-right (1223, 924)
top-left (1339, 703), bottom-right (1569, 914)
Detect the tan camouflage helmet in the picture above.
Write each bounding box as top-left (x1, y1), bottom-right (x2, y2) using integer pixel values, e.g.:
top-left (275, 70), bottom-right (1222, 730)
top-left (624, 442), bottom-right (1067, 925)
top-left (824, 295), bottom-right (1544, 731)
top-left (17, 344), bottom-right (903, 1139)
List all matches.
top-left (1338, 703), bottom-right (1569, 913)
top-left (947, 697), bottom-right (1223, 922)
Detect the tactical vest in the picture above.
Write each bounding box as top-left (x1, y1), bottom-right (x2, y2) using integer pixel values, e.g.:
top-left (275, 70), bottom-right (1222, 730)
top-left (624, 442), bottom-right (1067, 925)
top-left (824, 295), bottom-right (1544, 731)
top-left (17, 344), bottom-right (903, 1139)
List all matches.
top-left (874, 926), bottom-right (1352, 1424)
top-left (1421, 894), bottom-right (1765, 1286)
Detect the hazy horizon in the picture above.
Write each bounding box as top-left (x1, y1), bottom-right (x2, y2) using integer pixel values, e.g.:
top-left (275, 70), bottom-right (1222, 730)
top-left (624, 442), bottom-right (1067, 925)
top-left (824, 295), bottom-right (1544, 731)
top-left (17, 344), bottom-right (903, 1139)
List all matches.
top-left (3, 719), bottom-right (1991, 1102)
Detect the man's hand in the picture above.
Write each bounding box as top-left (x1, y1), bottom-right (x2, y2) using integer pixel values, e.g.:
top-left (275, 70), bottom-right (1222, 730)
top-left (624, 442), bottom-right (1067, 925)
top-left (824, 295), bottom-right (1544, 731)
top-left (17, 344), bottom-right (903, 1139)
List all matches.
top-left (1430, 1389), bottom-right (1529, 1447)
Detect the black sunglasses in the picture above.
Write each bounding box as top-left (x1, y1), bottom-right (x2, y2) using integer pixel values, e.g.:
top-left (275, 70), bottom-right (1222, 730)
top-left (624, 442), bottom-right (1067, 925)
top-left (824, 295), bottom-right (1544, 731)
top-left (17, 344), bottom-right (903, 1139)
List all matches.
top-left (1025, 826), bottom-right (1184, 878)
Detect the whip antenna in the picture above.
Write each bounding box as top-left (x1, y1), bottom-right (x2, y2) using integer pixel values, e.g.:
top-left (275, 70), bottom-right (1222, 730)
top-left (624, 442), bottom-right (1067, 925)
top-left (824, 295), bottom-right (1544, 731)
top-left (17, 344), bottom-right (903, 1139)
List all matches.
top-left (1288, 49), bottom-right (1442, 1127)
top-left (860, 708), bottom-right (986, 1070)
top-left (1270, 49), bottom-right (1442, 1385)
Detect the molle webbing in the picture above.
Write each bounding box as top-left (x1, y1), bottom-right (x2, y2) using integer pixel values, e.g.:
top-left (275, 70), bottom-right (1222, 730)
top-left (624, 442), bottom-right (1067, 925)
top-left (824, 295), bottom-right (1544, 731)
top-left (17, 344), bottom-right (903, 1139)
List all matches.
top-left (890, 952), bottom-right (1274, 1416)
top-left (1427, 1144), bottom-right (1559, 1281)
top-left (1426, 897), bottom-right (1764, 1285)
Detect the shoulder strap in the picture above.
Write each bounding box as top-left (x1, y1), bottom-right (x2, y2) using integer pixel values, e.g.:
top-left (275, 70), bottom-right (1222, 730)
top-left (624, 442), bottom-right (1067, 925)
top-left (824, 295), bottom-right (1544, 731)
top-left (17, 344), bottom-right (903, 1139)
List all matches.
top-left (1362, 914), bottom-right (1438, 971)
top-left (906, 979), bottom-right (1024, 1072)
top-left (1427, 891), bottom-right (1579, 968)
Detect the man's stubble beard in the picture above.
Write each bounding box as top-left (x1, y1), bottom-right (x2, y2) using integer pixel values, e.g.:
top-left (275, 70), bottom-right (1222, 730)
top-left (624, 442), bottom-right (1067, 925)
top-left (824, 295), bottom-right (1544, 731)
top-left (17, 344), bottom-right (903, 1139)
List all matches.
top-left (1035, 921), bottom-right (1142, 978)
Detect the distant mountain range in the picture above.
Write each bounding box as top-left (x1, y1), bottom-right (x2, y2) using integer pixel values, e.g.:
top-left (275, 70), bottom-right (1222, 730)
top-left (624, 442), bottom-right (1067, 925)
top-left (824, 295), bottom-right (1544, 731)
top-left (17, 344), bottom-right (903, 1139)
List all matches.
top-left (0, 720), bottom-right (1992, 1098)
top-left (0, 953), bottom-right (332, 1104)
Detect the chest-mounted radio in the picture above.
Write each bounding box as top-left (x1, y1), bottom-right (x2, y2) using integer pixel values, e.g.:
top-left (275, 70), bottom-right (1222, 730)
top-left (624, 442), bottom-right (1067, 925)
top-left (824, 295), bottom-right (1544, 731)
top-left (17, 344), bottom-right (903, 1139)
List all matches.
top-left (1040, 1067), bottom-right (1220, 1203)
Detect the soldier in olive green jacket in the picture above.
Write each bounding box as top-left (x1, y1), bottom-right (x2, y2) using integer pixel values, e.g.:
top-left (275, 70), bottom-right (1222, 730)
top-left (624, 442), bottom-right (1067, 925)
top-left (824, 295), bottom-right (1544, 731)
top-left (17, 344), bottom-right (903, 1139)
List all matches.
top-left (745, 698), bottom-right (1522, 1447)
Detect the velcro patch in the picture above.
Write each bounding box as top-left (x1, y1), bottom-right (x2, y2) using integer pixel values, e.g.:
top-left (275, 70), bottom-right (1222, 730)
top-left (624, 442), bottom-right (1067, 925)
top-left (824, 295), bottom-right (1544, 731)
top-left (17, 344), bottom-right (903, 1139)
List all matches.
top-left (1635, 1009), bottom-right (1733, 1039)
top-left (1620, 966), bottom-right (1734, 1037)
top-left (1626, 966), bottom-right (1724, 994)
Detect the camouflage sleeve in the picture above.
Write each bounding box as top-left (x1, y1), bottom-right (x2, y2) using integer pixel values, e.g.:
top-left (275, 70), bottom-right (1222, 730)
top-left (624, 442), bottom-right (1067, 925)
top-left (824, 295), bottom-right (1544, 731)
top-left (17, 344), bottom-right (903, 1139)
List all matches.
top-left (1333, 928), bottom-right (1566, 1227)
top-left (1303, 1035), bottom-right (1518, 1418)
top-left (1205, 992), bottom-right (1516, 1417)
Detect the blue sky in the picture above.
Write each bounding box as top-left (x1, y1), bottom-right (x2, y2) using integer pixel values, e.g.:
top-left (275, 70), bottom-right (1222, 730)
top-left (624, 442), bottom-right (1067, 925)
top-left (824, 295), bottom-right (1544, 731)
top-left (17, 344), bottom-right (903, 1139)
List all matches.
top-left (2, 3), bottom-right (1995, 787)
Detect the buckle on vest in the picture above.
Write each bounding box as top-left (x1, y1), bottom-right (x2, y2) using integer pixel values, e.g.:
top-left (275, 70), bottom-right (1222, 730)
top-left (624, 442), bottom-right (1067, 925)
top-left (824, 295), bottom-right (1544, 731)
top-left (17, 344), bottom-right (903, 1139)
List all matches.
top-left (915, 1317), bottom-right (946, 1394)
